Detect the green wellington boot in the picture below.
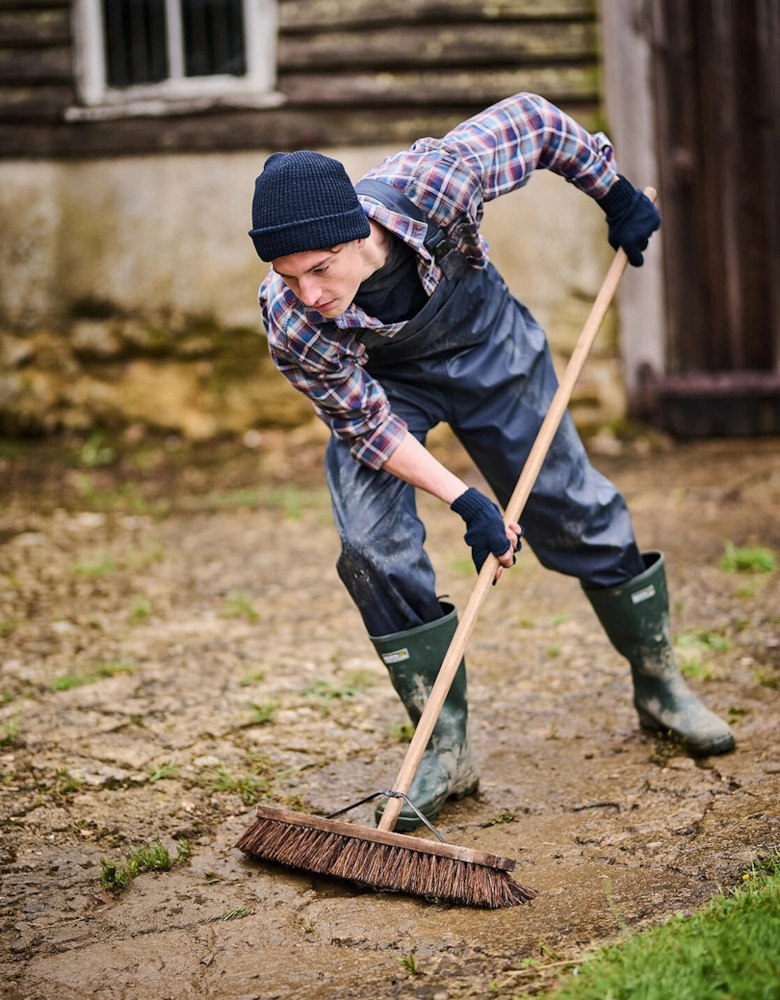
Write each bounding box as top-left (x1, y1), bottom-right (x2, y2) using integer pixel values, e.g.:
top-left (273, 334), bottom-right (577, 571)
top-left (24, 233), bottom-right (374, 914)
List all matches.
top-left (370, 602), bottom-right (479, 831)
top-left (583, 551), bottom-right (735, 756)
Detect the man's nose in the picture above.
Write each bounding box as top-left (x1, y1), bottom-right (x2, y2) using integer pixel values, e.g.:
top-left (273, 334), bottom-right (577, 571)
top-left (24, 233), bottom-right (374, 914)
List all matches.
top-left (298, 276), bottom-right (322, 306)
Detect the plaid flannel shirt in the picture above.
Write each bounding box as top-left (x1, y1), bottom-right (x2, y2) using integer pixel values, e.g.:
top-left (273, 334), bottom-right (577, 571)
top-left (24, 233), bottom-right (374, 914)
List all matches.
top-left (259, 92), bottom-right (618, 470)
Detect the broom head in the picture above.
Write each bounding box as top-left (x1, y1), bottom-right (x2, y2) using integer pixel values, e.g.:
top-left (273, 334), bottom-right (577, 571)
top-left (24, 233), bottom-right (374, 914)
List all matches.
top-left (236, 804), bottom-right (538, 909)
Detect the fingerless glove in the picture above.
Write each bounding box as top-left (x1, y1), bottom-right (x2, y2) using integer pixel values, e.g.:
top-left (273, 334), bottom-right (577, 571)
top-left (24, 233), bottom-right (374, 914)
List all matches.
top-left (451, 487), bottom-right (514, 573)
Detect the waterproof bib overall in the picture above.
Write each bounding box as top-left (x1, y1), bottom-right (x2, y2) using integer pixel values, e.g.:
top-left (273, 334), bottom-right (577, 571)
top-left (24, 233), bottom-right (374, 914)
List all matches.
top-left (324, 180), bottom-right (643, 637)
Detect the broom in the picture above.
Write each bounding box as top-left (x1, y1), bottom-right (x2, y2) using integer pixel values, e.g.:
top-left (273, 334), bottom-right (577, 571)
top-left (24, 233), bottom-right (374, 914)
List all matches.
top-left (237, 193), bottom-right (655, 907)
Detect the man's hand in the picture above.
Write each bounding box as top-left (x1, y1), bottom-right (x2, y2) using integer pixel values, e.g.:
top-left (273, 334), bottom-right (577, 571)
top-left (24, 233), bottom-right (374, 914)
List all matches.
top-left (451, 487), bottom-right (522, 581)
top-left (597, 175), bottom-right (661, 267)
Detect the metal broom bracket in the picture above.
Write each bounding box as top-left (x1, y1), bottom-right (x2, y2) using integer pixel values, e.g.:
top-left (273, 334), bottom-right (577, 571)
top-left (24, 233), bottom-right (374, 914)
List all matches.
top-left (327, 790), bottom-right (447, 843)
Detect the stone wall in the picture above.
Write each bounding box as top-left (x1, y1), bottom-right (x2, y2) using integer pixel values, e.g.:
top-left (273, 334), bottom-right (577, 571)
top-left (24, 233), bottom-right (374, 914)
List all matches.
top-left (0, 151), bottom-right (623, 440)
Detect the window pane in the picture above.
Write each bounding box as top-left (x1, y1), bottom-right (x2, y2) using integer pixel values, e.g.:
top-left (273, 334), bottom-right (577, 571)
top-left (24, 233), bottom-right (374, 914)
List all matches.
top-left (182, 0), bottom-right (246, 77)
top-left (102, 0), bottom-right (168, 87)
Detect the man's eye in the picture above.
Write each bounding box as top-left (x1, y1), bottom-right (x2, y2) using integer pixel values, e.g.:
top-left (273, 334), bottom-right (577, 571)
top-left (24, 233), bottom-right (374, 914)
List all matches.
top-left (313, 266), bottom-right (329, 274)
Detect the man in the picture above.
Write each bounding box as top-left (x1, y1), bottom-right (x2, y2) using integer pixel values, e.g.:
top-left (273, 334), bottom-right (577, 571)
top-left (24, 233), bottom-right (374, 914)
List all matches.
top-left (249, 92), bottom-right (734, 831)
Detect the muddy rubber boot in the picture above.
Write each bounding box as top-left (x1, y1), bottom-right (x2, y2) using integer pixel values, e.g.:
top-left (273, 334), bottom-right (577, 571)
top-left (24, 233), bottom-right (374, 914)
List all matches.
top-left (583, 551), bottom-right (735, 756)
top-left (370, 602), bottom-right (479, 832)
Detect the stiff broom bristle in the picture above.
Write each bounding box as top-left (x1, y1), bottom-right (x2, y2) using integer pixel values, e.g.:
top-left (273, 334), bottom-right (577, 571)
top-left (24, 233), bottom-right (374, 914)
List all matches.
top-left (236, 806), bottom-right (538, 909)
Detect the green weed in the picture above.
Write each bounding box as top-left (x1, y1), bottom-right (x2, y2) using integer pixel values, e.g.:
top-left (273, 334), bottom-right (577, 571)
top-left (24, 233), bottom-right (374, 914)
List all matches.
top-left (48, 673), bottom-right (94, 692)
top-left (129, 596), bottom-right (152, 623)
top-left (239, 669), bottom-right (266, 687)
top-left (450, 556), bottom-right (474, 576)
top-left (0, 715), bottom-right (21, 747)
top-left (79, 431), bottom-right (115, 467)
top-left (389, 721), bottom-right (415, 743)
top-left (96, 658), bottom-right (136, 677)
top-left (52, 769), bottom-right (83, 795)
top-left (99, 839), bottom-right (191, 893)
top-left (303, 669), bottom-right (374, 701)
top-left (219, 591), bottom-right (260, 624)
top-left (148, 761), bottom-right (178, 782)
top-left (675, 629), bottom-right (730, 652)
top-left (72, 553), bottom-right (117, 577)
top-left (248, 701), bottom-right (279, 725)
top-left (679, 658), bottom-right (714, 681)
top-left (480, 810), bottom-right (516, 828)
top-left (266, 487), bottom-right (302, 520)
top-left (220, 905), bottom-right (253, 920)
top-left (0, 618), bottom-right (19, 638)
top-left (551, 854), bottom-right (780, 1000)
top-left (720, 541), bottom-right (776, 574)
top-left (755, 669), bottom-right (778, 690)
top-left (399, 954), bottom-right (419, 976)
top-left (204, 763), bottom-right (271, 805)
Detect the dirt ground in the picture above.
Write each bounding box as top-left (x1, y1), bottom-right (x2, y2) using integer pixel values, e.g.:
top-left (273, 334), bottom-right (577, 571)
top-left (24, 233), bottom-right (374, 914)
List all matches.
top-left (1, 426), bottom-right (779, 1000)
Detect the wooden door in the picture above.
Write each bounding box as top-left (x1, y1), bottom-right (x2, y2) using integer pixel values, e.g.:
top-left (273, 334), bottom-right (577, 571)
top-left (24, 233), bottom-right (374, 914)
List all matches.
top-left (646, 0), bottom-right (780, 435)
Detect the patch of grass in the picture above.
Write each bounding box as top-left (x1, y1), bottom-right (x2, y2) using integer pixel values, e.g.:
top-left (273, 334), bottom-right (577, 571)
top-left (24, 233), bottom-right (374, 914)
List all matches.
top-left (303, 669), bottom-right (374, 701)
top-left (0, 618), bottom-right (19, 638)
top-left (48, 672), bottom-right (94, 692)
top-left (551, 854), bottom-right (780, 1000)
top-left (99, 839), bottom-right (192, 894)
top-left (546, 646), bottom-right (562, 658)
top-left (399, 954), bottom-right (420, 976)
top-left (129, 596), bottom-right (152, 623)
top-left (220, 905), bottom-right (253, 921)
top-left (720, 541), bottom-right (776, 574)
top-left (248, 701), bottom-right (279, 725)
top-left (755, 669), bottom-right (778, 690)
top-left (728, 705), bottom-right (749, 724)
top-left (679, 658), bottom-right (714, 681)
top-left (73, 474), bottom-right (169, 519)
top-left (0, 714), bottom-right (21, 747)
top-left (515, 615), bottom-right (536, 628)
top-left (148, 760), bottom-right (178, 782)
top-left (450, 556), bottom-right (474, 576)
top-left (123, 545), bottom-right (165, 569)
top-left (389, 721), bottom-right (415, 743)
top-left (219, 591), bottom-right (260, 625)
top-left (79, 431), bottom-right (115, 468)
top-left (266, 487), bottom-right (302, 520)
top-left (72, 553), bottom-right (117, 577)
top-left (239, 668), bottom-right (266, 687)
top-left (204, 763), bottom-right (271, 805)
top-left (551, 612), bottom-right (570, 626)
top-left (676, 629), bottom-right (730, 652)
top-left (52, 768), bottom-right (83, 796)
top-left (480, 810), bottom-right (516, 828)
top-left (96, 658), bottom-right (136, 677)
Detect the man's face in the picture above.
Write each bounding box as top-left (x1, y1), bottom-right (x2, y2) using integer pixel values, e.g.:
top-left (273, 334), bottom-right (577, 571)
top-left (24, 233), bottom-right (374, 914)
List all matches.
top-left (272, 241), bottom-right (366, 318)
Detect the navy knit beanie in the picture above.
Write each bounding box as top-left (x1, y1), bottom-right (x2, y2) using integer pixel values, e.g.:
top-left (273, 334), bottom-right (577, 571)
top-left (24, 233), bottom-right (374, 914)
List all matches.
top-left (249, 151), bottom-right (370, 261)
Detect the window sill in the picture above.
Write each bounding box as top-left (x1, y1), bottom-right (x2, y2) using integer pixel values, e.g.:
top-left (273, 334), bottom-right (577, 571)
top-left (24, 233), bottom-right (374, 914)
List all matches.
top-left (65, 88), bottom-right (286, 122)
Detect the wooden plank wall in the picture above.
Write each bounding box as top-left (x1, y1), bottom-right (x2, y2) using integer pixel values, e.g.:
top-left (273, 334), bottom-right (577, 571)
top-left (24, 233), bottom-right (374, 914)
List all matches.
top-left (0, 0), bottom-right (599, 157)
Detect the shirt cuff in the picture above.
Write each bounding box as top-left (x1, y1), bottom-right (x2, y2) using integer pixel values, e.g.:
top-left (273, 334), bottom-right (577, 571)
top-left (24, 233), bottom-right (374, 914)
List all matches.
top-left (350, 412), bottom-right (408, 470)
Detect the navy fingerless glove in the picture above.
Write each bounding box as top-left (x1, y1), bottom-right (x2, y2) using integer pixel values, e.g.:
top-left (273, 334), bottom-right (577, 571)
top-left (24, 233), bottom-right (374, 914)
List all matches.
top-left (597, 175), bottom-right (661, 267)
top-left (451, 487), bottom-right (515, 574)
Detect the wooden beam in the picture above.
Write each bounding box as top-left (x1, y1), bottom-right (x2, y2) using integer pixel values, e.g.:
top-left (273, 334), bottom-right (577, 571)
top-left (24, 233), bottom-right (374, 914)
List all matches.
top-left (278, 21), bottom-right (597, 70)
top-left (0, 82), bottom-right (72, 118)
top-left (278, 65), bottom-right (599, 105)
top-left (0, 46), bottom-right (71, 82)
top-left (0, 101), bottom-right (601, 156)
top-left (280, 0), bottom-right (596, 32)
top-left (0, 8), bottom-right (70, 44)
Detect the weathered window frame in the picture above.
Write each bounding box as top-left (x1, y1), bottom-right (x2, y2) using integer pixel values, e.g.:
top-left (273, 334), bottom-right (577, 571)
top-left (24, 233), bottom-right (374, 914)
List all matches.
top-left (68, 0), bottom-right (283, 121)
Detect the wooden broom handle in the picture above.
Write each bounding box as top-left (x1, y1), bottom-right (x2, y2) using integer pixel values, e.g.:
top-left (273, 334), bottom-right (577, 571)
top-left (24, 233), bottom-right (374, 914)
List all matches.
top-left (378, 188), bottom-right (657, 833)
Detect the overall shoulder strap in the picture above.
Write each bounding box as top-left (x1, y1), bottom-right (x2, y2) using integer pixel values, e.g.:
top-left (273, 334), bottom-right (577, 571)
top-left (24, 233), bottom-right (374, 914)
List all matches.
top-left (355, 178), bottom-right (456, 272)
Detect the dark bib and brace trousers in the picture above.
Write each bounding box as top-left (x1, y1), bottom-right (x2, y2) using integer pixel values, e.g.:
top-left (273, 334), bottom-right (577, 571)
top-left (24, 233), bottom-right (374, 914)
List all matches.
top-left (319, 181), bottom-right (733, 829)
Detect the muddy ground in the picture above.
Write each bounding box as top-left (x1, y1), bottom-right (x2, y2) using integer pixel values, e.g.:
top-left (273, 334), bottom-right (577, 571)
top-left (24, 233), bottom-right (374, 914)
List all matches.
top-left (1, 425), bottom-right (779, 1000)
